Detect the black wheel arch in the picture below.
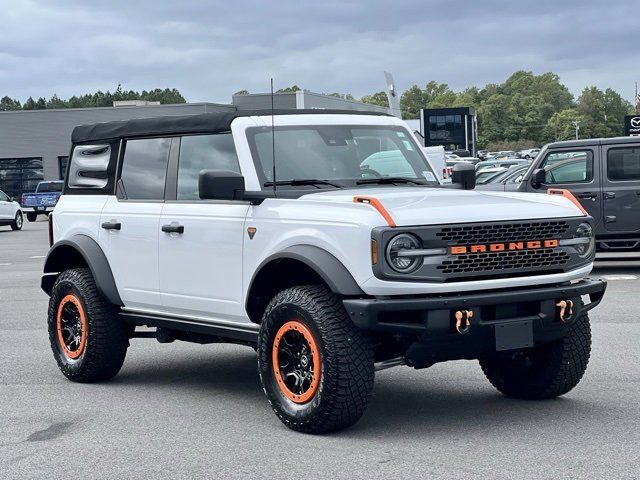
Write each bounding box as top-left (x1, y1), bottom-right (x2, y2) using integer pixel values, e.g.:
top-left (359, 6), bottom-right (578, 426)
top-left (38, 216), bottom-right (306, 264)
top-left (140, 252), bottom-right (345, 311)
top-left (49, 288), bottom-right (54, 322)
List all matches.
top-left (41, 235), bottom-right (123, 306)
top-left (246, 245), bottom-right (364, 324)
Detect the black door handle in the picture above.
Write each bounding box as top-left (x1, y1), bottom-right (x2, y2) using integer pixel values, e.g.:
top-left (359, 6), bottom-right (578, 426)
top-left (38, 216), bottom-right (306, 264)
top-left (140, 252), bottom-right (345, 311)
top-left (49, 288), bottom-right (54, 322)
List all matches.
top-left (604, 192), bottom-right (616, 199)
top-left (577, 192), bottom-right (597, 199)
top-left (162, 223), bottom-right (184, 234)
top-left (101, 221), bottom-right (121, 230)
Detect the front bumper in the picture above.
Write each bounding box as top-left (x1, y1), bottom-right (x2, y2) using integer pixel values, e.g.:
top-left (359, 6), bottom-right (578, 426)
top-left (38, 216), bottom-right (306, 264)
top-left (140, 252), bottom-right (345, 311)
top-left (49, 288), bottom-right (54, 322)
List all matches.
top-left (343, 277), bottom-right (606, 368)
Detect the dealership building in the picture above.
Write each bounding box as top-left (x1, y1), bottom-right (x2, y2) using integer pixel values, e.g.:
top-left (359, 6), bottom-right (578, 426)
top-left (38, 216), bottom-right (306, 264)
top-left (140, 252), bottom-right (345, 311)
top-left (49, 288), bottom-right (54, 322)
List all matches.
top-left (0, 91), bottom-right (388, 199)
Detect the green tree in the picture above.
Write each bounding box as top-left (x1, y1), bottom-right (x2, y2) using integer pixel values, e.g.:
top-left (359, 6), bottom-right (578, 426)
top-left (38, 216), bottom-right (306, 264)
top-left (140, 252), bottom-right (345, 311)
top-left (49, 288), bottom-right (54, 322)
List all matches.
top-left (0, 96), bottom-right (21, 110)
top-left (234, 89), bottom-right (250, 95)
top-left (276, 85), bottom-right (302, 93)
top-left (23, 97), bottom-right (37, 110)
top-left (359, 91), bottom-right (389, 107)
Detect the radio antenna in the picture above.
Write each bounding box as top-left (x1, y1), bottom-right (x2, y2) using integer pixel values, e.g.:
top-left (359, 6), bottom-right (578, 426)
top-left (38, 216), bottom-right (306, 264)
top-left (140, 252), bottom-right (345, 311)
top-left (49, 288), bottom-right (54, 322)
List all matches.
top-left (271, 78), bottom-right (277, 195)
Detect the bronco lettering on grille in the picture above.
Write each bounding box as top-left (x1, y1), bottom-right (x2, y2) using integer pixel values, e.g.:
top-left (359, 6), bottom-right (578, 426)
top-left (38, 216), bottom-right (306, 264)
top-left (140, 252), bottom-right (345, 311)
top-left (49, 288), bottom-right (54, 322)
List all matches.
top-left (450, 239), bottom-right (559, 255)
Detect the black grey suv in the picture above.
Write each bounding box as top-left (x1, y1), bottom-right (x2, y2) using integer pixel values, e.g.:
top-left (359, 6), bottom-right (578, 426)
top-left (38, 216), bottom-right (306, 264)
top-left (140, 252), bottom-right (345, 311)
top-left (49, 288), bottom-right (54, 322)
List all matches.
top-left (518, 136), bottom-right (640, 250)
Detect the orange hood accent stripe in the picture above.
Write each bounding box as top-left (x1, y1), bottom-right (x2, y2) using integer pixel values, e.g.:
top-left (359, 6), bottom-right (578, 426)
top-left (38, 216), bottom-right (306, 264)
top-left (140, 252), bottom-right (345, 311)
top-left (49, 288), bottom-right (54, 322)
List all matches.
top-left (354, 196), bottom-right (396, 227)
top-left (547, 188), bottom-right (588, 216)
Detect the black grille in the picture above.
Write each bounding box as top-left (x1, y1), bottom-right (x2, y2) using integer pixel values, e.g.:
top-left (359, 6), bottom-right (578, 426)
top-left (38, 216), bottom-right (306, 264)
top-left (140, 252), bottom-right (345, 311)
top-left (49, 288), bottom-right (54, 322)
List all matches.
top-left (436, 221), bottom-right (569, 245)
top-left (437, 248), bottom-right (570, 275)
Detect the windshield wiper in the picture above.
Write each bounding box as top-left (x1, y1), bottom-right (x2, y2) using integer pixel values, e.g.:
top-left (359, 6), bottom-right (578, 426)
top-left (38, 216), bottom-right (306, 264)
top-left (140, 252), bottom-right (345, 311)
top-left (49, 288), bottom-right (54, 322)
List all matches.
top-left (263, 179), bottom-right (342, 188)
top-left (356, 177), bottom-right (426, 185)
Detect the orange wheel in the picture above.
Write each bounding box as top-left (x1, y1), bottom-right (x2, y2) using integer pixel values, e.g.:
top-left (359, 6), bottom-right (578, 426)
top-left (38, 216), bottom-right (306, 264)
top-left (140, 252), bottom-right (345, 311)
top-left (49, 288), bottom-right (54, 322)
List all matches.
top-left (272, 320), bottom-right (321, 404)
top-left (56, 294), bottom-right (88, 359)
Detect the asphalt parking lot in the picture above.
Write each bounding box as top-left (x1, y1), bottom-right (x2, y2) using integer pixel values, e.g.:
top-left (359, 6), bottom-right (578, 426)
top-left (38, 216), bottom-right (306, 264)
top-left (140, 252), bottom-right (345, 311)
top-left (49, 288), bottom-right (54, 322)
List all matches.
top-left (1, 220), bottom-right (639, 479)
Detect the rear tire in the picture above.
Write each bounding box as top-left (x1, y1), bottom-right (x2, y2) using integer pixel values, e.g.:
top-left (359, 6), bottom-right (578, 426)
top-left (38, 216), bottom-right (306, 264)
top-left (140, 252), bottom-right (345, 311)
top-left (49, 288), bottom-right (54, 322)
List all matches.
top-left (26, 212), bottom-right (37, 222)
top-left (47, 268), bottom-right (129, 382)
top-left (10, 211), bottom-right (23, 231)
top-left (479, 313), bottom-right (591, 399)
top-left (258, 285), bottom-right (375, 434)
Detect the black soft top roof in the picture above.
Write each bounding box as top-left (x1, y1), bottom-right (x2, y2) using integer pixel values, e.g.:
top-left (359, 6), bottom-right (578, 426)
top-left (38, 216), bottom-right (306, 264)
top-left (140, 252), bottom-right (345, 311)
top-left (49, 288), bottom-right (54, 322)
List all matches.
top-left (71, 109), bottom-right (390, 144)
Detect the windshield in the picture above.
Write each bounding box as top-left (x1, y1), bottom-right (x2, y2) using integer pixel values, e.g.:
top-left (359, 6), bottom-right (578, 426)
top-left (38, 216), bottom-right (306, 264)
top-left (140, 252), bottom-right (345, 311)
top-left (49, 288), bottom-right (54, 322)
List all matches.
top-left (246, 125), bottom-right (438, 188)
top-left (36, 182), bottom-right (63, 193)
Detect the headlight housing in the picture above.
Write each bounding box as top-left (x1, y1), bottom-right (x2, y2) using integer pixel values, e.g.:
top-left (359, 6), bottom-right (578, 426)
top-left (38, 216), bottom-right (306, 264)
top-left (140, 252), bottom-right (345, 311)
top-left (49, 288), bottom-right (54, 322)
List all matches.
top-left (386, 233), bottom-right (423, 273)
top-left (573, 222), bottom-right (594, 258)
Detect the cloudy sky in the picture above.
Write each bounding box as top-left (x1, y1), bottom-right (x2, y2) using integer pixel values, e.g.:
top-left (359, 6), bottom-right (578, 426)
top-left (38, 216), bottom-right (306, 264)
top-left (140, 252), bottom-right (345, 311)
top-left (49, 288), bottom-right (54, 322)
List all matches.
top-left (1, 0), bottom-right (637, 104)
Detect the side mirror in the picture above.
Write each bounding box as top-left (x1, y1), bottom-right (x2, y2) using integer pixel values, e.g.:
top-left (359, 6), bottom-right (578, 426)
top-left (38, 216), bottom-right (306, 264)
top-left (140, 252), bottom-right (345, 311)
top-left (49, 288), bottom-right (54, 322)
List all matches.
top-left (531, 168), bottom-right (546, 187)
top-left (199, 170), bottom-right (245, 201)
top-left (451, 163), bottom-right (476, 190)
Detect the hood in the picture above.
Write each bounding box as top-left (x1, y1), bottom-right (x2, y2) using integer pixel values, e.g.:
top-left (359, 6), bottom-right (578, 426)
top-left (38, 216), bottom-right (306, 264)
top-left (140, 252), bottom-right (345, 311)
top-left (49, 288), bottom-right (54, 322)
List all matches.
top-left (300, 187), bottom-right (584, 227)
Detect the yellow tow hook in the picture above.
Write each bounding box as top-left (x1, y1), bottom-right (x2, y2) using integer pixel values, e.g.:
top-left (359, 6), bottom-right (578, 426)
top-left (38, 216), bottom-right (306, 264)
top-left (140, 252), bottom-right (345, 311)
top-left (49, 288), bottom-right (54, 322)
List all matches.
top-left (455, 310), bottom-right (473, 334)
top-left (556, 300), bottom-right (574, 323)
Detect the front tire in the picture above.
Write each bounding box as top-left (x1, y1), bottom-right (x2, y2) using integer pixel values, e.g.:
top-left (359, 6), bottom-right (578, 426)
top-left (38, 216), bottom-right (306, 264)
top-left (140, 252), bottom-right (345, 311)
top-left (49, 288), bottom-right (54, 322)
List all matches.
top-left (479, 313), bottom-right (591, 399)
top-left (47, 268), bottom-right (129, 382)
top-left (26, 212), bottom-right (37, 222)
top-left (258, 285), bottom-right (375, 434)
top-left (11, 211), bottom-right (23, 230)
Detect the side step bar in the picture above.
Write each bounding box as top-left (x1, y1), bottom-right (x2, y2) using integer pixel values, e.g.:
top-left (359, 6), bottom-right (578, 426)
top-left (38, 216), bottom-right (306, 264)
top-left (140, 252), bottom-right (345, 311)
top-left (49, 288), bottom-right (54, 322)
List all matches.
top-left (119, 310), bottom-right (259, 344)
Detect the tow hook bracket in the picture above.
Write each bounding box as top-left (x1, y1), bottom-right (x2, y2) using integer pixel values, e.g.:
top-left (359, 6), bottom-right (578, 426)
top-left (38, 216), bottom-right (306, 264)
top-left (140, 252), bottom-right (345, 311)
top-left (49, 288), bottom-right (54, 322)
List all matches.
top-left (556, 300), bottom-right (574, 323)
top-left (454, 310), bottom-right (473, 334)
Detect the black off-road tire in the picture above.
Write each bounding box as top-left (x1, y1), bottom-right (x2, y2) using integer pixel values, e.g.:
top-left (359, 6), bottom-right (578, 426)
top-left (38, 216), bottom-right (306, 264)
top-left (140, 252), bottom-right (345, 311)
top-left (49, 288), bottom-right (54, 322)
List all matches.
top-left (48, 268), bottom-right (129, 382)
top-left (10, 211), bottom-right (23, 230)
top-left (258, 285), bottom-right (375, 434)
top-left (26, 212), bottom-right (37, 222)
top-left (479, 313), bottom-right (591, 400)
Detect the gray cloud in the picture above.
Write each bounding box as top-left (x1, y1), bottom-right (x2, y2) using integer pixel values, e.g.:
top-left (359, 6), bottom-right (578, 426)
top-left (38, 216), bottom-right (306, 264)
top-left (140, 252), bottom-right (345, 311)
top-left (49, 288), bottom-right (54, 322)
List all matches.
top-left (0, 0), bottom-right (637, 104)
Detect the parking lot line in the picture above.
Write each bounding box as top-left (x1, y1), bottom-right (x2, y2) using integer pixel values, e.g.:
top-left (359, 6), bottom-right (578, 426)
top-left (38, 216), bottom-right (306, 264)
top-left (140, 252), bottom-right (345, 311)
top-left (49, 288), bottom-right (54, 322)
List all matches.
top-left (30, 255), bottom-right (46, 259)
top-left (0, 263), bottom-right (11, 266)
top-left (601, 274), bottom-right (638, 281)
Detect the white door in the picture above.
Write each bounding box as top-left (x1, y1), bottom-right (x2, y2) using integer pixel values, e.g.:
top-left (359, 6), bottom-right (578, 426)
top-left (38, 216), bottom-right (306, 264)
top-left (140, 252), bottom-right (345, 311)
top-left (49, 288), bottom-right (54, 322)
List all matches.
top-left (158, 133), bottom-right (249, 321)
top-left (159, 202), bottom-right (249, 319)
top-left (98, 137), bottom-right (172, 310)
top-left (0, 191), bottom-right (11, 219)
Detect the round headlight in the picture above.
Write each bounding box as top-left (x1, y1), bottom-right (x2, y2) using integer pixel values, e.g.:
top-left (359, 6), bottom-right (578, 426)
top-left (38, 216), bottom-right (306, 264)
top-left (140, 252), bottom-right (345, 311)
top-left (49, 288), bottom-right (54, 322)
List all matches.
top-left (574, 222), bottom-right (594, 257)
top-left (386, 233), bottom-right (423, 273)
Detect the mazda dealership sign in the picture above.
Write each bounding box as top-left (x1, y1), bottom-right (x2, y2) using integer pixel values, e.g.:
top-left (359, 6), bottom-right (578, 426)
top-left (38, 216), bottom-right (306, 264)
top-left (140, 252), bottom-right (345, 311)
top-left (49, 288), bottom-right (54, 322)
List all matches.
top-left (625, 115), bottom-right (640, 136)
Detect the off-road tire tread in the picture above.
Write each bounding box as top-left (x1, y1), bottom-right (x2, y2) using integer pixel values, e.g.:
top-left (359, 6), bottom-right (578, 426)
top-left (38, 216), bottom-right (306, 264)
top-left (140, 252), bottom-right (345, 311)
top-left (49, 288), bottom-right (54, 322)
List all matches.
top-left (479, 313), bottom-right (591, 399)
top-left (258, 285), bottom-right (375, 434)
top-left (48, 268), bottom-right (128, 383)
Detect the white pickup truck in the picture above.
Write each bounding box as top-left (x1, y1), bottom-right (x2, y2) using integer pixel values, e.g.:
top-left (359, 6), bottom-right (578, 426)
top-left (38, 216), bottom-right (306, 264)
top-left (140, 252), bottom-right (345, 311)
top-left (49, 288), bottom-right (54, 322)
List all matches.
top-left (41, 110), bottom-right (606, 433)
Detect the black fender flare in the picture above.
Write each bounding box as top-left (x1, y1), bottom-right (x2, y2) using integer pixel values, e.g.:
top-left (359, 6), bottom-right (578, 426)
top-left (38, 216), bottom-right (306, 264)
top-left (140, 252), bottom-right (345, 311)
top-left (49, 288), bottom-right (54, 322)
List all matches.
top-left (41, 235), bottom-right (123, 306)
top-left (248, 245), bottom-right (364, 299)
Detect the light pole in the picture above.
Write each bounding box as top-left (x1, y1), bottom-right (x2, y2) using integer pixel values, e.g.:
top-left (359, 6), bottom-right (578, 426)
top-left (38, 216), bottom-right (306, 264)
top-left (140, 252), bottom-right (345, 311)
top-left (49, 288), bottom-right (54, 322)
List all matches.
top-left (572, 120), bottom-right (580, 140)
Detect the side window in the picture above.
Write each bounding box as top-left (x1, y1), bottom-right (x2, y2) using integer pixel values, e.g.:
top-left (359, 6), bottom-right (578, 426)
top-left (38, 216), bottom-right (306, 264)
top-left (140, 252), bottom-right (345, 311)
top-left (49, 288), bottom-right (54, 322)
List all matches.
top-left (0, 191), bottom-right (7, 201)
top-left (120, 138), bottom-right (171, 200)
top-left (540, 150), bottom-right (593, 184)
top-left (177, 133), bottom-right (240, 201)
top-left (607, 147), bottom-right (640, 181)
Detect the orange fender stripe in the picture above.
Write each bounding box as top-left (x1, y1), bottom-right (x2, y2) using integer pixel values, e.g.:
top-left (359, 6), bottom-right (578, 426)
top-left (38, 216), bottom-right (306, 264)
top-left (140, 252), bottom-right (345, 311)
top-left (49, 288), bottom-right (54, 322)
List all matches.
top-left (547, 188), bottom-right (588, 216)
top-left (354, 196), bottom-right (396, 227)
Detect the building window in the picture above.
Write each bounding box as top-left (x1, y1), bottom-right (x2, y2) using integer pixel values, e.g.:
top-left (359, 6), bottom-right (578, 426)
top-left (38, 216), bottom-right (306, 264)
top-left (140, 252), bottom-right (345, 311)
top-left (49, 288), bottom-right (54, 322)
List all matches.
top-left (0, 158), bottom-right (44, 199)
top-left (58, 156), bottom-right (69, 180)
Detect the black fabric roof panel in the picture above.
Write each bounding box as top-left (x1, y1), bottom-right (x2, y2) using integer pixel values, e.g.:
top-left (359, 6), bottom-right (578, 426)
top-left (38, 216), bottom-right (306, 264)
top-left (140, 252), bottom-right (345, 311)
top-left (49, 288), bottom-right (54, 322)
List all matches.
top-left (71, 109), bottom-right (390, 144)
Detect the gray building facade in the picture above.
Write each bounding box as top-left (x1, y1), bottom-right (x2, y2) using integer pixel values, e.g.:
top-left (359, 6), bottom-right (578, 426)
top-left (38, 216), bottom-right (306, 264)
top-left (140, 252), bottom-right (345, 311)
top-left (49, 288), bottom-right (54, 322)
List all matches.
top-left (0, 92), bottom-right (388, 199)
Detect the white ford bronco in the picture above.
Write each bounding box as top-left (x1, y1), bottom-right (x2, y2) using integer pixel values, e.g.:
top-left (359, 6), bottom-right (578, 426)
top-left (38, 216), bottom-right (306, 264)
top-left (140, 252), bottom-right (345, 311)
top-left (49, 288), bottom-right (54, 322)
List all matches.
top-left (42, 110), bottom-right (607, 433)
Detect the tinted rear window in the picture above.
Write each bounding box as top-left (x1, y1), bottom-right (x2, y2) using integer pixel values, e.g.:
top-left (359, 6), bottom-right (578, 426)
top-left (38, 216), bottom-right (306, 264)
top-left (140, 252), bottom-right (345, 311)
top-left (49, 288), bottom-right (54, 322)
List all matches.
top-left (608, 147), bottom-right (640, 181)
top-left (120, 138), bottom-right (171, 200)
top-left (36, 182), bottom-right (63, 193)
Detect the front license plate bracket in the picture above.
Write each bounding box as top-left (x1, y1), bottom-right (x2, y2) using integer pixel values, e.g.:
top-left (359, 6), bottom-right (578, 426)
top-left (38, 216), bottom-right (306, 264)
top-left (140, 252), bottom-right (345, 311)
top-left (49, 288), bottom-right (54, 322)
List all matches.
top-left (495, 320), bottom-right (533, 351)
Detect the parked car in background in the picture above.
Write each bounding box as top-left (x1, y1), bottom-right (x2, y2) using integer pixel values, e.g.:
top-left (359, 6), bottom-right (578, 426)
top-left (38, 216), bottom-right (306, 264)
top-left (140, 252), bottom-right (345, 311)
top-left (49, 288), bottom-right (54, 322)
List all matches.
top-left (475, 158), bottom-right (530, 173)
top-left (0, 189), bottom-right (23, 230)
top-left (21, 180), bottom-right (63, 222)
top-left (475, 164), bottom-right (529, 191)
top-left (519, 148), bottom-right (540, 159)
top-left (475, 166), bottom-right (508, 184)
top-left (477, 150), bottom-right (490, 159)
top-left (518, 137), bottom-right (640, 250)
